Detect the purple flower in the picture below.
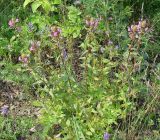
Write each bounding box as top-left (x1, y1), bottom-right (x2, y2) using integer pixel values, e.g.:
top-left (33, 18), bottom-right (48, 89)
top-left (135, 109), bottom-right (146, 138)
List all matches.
top-left (1, 105), bottom-right (9, 116)
top-left (28, 22), bottom-right (33, 27)
top-left (103, 132), bottom-right (110, 140)
top-left (108, 40), bottom-right (113, 45)
top-left (115, 45), bottom-right (120, 49)
top-left (62, 48), bottom-right (68, 60)
top-left (28, 22), bottom-right (34, 32)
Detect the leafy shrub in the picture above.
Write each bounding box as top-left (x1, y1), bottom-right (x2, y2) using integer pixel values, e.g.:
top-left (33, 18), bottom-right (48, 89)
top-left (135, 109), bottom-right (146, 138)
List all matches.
top-left (0, 116), bottom-right (34, 140)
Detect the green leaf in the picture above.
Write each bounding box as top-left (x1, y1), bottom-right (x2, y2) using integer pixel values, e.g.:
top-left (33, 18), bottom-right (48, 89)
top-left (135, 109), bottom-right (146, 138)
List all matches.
top-left (86, 131), bottom-right (92, 136)
top-left (89, 127), bottom-right (95, 133)
top-left (23, 0), bottom-right (33, 8)
top-left (42, 0), bottom-right (51, 13)
top-left (51, 6), bottom-right (56, 12)
top-left (54, 0), bottom-right (61, 4)
top-left (31, 1), bottom-right (42, 13)
top-left (10, 36), bottom-right (16, 42)
top-left (66, 119), bottom-right (71, 126)
top-left (32, 101), bottom-right (42, 107)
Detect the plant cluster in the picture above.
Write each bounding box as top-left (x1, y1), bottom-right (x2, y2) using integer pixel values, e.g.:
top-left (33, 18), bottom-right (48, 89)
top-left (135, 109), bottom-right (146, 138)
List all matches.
top-left (0, 0), bottom-right (160, 140)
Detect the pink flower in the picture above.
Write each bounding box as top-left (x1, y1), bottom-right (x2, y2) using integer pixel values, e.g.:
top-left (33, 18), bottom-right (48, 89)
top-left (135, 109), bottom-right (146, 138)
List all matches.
top-left (8, 18), bottom-right (19, 28)
top-left (94, 19), bottom-right (99, 28)
top-left (90, 20), bottom-right (94, 26)
top-left (128, 19), bottom-right (148, 39)
top-left (85, 17), bottom-right (99, 29)
top-left (15, 18), bottom-right (19, 23)
top-left (8, 19), bottom-right (15, 28)
top-left (51, 26), bottom-right (61, 38)
top-left (57, 28), bottom-right (61, 33)
top-left (29, 41), bottom-right (40, 53)
top-left (23, 57), bottom-right (28, 63)
top-left (18, 56), bottom-right (21, 61)
top-left (128, 27), bottom-right (131, 32)
top-left (29, 47), bottom-right (34, 52)
top-left (19, 55), bottom-right (29, 64)
top-left (53, 32), bottom-right (58, 37)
